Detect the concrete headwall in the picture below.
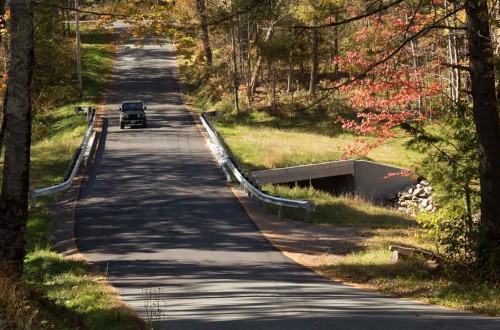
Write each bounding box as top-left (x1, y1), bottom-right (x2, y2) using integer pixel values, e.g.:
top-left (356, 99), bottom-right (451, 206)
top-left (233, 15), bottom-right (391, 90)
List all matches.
top-left (354, 161), bottom-right (416, 201)
top-left (253, 160), bottom-right (355, 185)
top-left (252, 160), bottom-right (416, 202)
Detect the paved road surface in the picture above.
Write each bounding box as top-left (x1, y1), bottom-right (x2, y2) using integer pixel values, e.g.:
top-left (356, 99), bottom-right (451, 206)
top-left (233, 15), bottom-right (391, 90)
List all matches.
top-left (75, 35), bottom-right (500, 329)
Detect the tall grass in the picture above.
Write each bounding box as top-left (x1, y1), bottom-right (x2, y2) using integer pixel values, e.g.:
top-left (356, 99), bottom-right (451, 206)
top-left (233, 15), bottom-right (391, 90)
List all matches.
top-left (266, 185), bottom-right (416, 228)
top-left (213, 110), bottom-right (421, 171)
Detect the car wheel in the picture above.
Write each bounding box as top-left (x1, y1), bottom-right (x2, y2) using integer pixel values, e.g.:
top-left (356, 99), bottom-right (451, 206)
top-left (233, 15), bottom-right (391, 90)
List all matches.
top-left (120, 122), bottom-right (125, 129)
top-left (143, 121), bottom-right (147, 128)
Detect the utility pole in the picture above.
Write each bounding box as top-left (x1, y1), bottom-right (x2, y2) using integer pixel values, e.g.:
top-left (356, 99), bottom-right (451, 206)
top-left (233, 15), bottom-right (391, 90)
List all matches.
top-left (75, 0), bottom-right (83, 99)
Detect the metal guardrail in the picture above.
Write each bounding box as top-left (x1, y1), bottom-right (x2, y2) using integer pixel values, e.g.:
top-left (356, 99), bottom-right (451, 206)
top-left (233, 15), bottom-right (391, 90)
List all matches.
top-left (29, 110), bottom-right (97, 203)
top-left (200, 113), bottom-right (315, 220)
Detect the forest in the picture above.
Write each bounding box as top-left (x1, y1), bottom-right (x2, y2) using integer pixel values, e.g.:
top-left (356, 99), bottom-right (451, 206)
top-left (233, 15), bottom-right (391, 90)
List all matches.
top-left (0, 0), bottom-right (499, 328)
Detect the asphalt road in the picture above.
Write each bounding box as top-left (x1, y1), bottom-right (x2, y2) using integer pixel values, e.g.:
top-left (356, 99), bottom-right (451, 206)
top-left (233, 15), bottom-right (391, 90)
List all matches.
top-left (75, 36), bottom-right (500, 329)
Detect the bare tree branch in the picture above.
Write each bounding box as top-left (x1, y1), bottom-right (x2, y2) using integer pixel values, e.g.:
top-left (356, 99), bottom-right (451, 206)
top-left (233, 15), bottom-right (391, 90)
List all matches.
top-left (294, 0), bottom-right (405, 29)
top-left (33, 1), bottom-right (127, 18)
top-left (433, 24), bottom-right (466, 30)
top-left (207, 0), bottom-right (269, 27)
top-left (441, 62), bottom-right (471, 72)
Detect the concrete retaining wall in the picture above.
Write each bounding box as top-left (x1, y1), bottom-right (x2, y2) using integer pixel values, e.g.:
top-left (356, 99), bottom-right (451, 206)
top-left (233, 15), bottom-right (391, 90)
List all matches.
top-left (252, 160), bottom-right (416, 202)
top-left (253, 160), bottom-right (355, 185)
top-left (353, 161), bottom-right (416, 201)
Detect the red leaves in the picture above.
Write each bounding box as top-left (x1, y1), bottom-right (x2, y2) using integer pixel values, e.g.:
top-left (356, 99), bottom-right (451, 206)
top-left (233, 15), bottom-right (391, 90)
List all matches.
top-left (337, 110), bottom-right (417, 137)
top-left (384, 169), bottom-right (415, 179)
top-left (336, 110), bottom-right (424, 159)
top-left (330, 2), bottom-right (454, 162)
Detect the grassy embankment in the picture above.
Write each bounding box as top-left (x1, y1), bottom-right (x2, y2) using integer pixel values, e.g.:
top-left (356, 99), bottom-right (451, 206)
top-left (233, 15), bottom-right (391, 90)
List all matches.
top-left (182, 83), bottom-right (500, 315)
top-left (266, 184), bottom-right (500, 315)
top-left (1, 29), bottom-right (146, 329)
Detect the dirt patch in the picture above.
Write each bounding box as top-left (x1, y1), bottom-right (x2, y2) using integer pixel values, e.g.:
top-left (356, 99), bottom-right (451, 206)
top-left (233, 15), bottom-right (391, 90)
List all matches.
top-left (231, 187), bottom-right (363, 268)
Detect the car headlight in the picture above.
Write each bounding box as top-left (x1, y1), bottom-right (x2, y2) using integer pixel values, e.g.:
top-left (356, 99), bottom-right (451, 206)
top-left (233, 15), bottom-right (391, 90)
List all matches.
top-left (122, 114), bottom-right (128, 119)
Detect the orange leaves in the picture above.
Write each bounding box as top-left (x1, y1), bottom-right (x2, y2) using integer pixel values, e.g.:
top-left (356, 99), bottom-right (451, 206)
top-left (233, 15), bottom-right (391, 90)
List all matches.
top-left (1, 73), bottom-right (8, 91)
top-left (0, 10), bottom-right (9, 36)
top-left (96, 14), bottom-right (113, 27)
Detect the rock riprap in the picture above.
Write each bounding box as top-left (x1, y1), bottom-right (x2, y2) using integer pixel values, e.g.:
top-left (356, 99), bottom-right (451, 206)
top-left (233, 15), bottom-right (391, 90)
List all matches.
top-left (393, 180), bottom-right (436, 216)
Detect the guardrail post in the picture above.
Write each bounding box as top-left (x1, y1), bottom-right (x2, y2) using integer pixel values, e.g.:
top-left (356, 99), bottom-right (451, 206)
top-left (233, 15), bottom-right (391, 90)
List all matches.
top-left (28, 191), bottom-right (36, 205)
top-left (278, 205), bottom-right (283, 219)
top-left (304, 201), bottom-right (315, 222)
top-left (87, 108), bottom-right (95, 122)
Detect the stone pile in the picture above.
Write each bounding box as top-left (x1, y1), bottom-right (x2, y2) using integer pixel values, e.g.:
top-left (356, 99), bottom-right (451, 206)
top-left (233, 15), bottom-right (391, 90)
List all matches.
top-left (394, 180), bottom-right (437, 216)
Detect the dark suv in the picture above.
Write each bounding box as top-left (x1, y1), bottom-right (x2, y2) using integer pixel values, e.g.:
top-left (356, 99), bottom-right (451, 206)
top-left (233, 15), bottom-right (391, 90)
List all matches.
top-left (119, 101), bottom-right (147, 129)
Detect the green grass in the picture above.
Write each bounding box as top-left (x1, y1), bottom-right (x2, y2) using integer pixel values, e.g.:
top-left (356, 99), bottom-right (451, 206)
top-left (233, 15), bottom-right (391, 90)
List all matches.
top-left (0, 28), bottom-right (146, 329)
top-left (25, 208), bottom-right (54, 253)
top-left (321, 249), bottom-right (500, 316)
top-left (213, 110), bottom-right (421, 171)
top-left (265, 185), bottom-right (416, 228)
top-left (30, 106), bottom-right (87, 190)
top-left (263, 186), bottom-right (500, 316)
top-left (24, 250), bottom-right (145, 330)
top-left (30, 31), bottom-right (114, 192)
top-left (81, 32), bottom-right (116, 100)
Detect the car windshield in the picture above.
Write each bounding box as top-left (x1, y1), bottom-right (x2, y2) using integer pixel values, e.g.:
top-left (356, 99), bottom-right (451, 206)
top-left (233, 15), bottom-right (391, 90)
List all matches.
top-left (122, 102), bottom-right (143, 111)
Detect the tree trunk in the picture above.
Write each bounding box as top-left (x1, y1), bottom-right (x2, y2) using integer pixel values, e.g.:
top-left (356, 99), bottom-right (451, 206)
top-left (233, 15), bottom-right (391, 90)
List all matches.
top-left (309, 20), bottom-right (319, 96)
top-left (465, 0), bottom-right (500, 277)
top-left (248, 0), bottom-right (282, 98)
top-left (405, 13), bottom-right (423, 113)
top-left (230, 1), bottom-right (239, 112)
top-left (271, 60), bottom-right (276, 111)
top-left (0, 0), bottom-right (35, 275)
top-left (238, 15), bottom-right (244, 82)
top-left (66, 0), bottom-right (71, 37)
top-left (249, 22), bottom-right (274, 97)
top-left (333, 28), bottom-right (339, 79)
top-left (246, 18), bottom-right (252, 105)
top-left (287, 50), bottom-right (294, 94)
top-left (75, 0), bottom-right (83, 99)
top-left (445, 0), bottom-right (460, 105)
top-left (196, 0), bottom-right (212, 67)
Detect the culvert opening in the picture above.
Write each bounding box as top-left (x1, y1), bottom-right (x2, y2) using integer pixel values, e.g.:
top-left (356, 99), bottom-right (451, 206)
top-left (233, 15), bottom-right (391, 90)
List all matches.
top-left (282, 174), bottom-right (355, 196)
top-left (252, 160), bottom-right (416, 202)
